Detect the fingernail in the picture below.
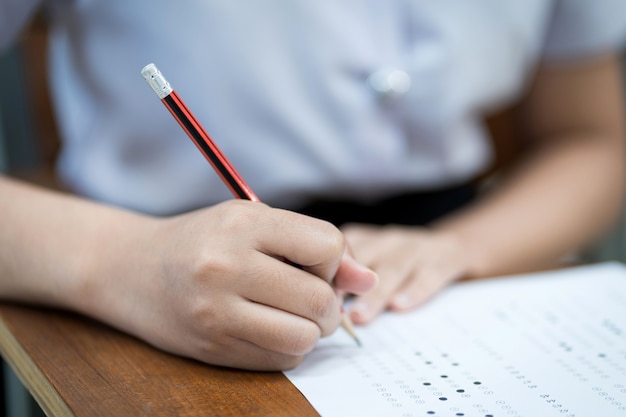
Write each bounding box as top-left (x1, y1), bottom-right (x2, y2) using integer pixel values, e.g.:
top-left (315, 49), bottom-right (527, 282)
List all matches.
top-left (368, 270), bottom-right (380, 288)
top-left (391, 293), bottom-right (413, 310)
top-left (349, 302), bottom-right (370, 323)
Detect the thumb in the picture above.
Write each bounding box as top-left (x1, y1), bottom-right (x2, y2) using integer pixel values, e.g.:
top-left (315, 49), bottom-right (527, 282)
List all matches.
top-left (333, 252), bottom-right (378, 295)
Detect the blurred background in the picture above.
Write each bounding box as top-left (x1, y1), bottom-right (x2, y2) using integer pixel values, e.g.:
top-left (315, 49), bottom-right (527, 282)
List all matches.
top-left (1, 9), bottom-right (626, 417)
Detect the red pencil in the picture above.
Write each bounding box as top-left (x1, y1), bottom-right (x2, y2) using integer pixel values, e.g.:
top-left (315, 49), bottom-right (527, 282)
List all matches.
top-left (141, 63), bottom-right (260, 202)
top-left (141, 63), bottom-right (360, 346)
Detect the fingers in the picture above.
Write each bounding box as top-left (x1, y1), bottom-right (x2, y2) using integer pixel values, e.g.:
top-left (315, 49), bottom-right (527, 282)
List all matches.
top-left (388, 264), bottom-right (463, 310)
top-left (255, 207), bottom-right (347, 283)
top-left (216, 202), bottom-right (377, 294)
top-left (184, 295), bottom-right (330, 371)
top-left (199, 201), bottom-right (344, 284)
top-left (249, 204), bottom-right (378, 312)
top-left (342, 224), bottom-right (469, 324)
top-left (333, 253), bottom-right (379, 295)
top-left (188, 308), bottom-right (317, 371)
top-left (341, 225), bottom-right (400, 322)
top-left (231, 300), bottom-right (323, 356)
top-left (149, 202), bottom-right (379, 370)
top-left (348, 244), bottom-right (416, 324)
top-left (199, 341), bottom-right (306, 371)
top-left (239, 252), bottom-right (342, 337)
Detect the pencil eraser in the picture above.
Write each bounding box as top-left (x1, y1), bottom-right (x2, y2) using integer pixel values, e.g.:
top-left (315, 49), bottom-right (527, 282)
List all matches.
top-left (141, 63), bottom-right (173, 99)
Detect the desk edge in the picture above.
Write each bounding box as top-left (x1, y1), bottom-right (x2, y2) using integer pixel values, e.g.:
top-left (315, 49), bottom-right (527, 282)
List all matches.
top-left (0, 314), bottom-right (75, 417)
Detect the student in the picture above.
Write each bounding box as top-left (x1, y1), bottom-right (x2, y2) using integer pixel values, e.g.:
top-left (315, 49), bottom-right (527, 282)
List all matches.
top-left (1, 1), bottom-right (625, 370)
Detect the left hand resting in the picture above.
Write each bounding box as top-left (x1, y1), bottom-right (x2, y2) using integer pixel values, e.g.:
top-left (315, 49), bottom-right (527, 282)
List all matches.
top-left (342, 224), bottom-right (471, 324)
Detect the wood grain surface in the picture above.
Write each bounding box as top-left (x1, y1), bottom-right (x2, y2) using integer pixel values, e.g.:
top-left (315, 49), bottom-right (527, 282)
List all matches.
top-left (0, 304), bottom-right (319, 417)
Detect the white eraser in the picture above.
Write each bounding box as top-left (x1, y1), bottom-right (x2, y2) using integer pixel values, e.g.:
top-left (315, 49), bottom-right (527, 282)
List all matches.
top-left (141, 63), bottom-right (173, 99)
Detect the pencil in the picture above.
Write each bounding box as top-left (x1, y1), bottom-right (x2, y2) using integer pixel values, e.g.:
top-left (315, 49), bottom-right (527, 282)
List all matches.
top-left (141, 63), bottom-right (361, 347)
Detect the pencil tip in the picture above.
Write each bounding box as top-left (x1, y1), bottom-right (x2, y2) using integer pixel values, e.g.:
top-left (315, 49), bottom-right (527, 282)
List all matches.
top-left (341, 312), bottom-right (363, 347)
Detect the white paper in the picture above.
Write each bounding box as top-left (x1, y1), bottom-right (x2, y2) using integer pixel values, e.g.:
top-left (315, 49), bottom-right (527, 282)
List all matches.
top-left (285, 262), bottom-right (626, 417)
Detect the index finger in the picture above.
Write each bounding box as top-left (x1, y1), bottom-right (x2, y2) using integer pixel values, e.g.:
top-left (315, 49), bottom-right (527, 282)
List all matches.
top-left (254, 208), bottom-right (346, 283)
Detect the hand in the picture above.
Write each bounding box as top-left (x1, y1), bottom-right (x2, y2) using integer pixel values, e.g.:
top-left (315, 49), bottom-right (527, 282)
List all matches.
top-left (341, 224), bottom-right (471, 324)
top-left (94, 200), bottom-right (376, 371)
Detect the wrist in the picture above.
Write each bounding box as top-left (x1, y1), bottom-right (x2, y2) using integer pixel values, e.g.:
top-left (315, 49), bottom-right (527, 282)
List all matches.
top-left (428, 226), bottom-right (489, 280)
top-left (68, 209), bottom-right (162, 332)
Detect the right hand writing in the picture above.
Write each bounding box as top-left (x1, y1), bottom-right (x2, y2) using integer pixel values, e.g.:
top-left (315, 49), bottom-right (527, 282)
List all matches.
top-left (87, 200), bottom-right (377, 370)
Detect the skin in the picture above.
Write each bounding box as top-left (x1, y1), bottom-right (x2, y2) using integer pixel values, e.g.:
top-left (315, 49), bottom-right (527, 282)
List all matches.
top-left (0, 180), bottom-right (378, 370)
top-left (0, 54), bottom-right (623, 371)
top-left (344, 54), bottom-right (626, 324)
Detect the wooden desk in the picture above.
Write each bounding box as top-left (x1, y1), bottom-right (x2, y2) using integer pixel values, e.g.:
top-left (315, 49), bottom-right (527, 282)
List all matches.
top-left (0, 304), bottom-right (319, 417)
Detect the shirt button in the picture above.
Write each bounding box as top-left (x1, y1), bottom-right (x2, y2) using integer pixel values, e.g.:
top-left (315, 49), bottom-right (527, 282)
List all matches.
top-left (368, 68), bottom-right (411, 98)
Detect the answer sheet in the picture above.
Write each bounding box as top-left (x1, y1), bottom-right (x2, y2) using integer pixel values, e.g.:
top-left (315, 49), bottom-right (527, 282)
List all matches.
top-left (285, 263), bottom-right (626, 417)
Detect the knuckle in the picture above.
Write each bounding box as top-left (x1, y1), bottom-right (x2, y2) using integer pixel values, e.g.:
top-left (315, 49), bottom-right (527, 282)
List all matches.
top-left (278, 355), bottom-right (305, 371)
top-left (187, 299), bottom-right (225, 340)
top-left (319, 311), bottom-right (342, 337)
top-left (216, 200), bottom-right (261, 231)
top-left (191, 256), bottom-right (231, 285)
top-left (320, 221), bottom-right (346, 253)
top-left (307, 286), bottom-right (337, 322)
top-left (283, 323), bottom-right (321, 355)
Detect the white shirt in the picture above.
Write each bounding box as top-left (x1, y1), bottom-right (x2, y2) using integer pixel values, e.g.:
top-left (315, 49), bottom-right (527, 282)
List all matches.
top-left (2, 1), bottom-right (626, 214)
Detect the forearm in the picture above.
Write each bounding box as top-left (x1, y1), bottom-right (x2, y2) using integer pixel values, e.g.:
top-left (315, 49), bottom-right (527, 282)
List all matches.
top-left (0, 176), bottom-right (157, 321)
top-left (434, 134), bottom-right (625, 278)
top-left (434, 56), bottom-right (626, 278)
